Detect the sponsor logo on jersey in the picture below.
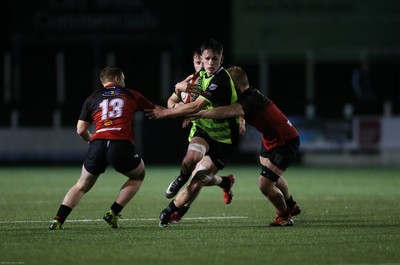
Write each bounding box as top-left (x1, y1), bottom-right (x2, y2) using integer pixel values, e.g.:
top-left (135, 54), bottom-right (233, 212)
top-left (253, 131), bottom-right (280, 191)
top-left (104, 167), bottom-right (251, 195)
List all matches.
top-left (208, 84), bottom-right (218, 91)
top-left (102, 88), bottom-right (121, 96)
top-left (104, 120), bottom-right (113, 126)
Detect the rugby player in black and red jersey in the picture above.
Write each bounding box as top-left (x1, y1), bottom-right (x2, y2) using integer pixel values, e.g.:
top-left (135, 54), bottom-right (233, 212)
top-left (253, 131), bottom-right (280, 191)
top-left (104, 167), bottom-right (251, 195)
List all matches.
top-left (49, 66), bottom-right (161, 230)
top-left (188, 66), bottom-right (302, 226)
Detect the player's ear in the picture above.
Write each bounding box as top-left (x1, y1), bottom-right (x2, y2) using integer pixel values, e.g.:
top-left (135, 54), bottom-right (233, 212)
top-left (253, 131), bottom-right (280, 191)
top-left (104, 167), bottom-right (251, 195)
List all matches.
top-left (221, 55), bottom-right (224, 64)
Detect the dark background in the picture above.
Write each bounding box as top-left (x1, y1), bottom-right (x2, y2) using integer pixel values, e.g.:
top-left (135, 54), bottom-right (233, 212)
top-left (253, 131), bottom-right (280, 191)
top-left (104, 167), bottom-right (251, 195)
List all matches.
top-left (1, 0), bottom-right (399, 164)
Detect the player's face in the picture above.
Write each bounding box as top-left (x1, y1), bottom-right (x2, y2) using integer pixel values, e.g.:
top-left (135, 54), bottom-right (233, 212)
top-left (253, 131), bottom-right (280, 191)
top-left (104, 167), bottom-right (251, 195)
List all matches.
top-left (193, 54), bottom-right (203, 73)
top-left (201, 49), bottom-right (223, 76)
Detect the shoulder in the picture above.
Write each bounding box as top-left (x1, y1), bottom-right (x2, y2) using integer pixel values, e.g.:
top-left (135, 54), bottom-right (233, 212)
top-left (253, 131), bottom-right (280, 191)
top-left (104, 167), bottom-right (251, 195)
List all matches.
top-left (84, 88), bottom-right (103, 102)
top-left (240, 87), bottom-right (270, 110)
top-left (126, 88), bottom-right (138, 95)
top-left (211, 68), bottom-right (231, 85)
top-left (247, 87), bottom-right (266, 98)
top-left (217, 67), bottom-right (231, 79)
top-left (125, 88), bottom-right (144, 98)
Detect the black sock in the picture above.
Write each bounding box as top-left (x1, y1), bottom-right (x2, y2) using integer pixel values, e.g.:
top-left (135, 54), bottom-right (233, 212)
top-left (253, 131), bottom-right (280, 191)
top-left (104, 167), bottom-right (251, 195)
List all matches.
top-left (166, 201), bottom-right (179, 214)
top-left (178, 205), bottom-right (190, 217)
top-left (111, 202), bottom-right (123, 216)
top-left (179, 170), bottom-right (191, 182)
top-left (286, 196), bottom-right (296, 208)
top-left (218, 176), bottom-right (230, 189)
top-left (281, 208), bottom-right (290, 218)
top-left (54, 204), bottom-right (72, 224)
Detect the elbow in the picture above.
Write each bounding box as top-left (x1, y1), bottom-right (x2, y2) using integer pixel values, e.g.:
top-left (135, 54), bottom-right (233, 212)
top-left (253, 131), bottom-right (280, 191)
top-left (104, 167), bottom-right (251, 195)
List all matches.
top-left (76, 120), bottom-right (91, 141)
top-left (77, 128), bottom-right (85, 137)
top-left (76, 124), bottom-right (87, 136)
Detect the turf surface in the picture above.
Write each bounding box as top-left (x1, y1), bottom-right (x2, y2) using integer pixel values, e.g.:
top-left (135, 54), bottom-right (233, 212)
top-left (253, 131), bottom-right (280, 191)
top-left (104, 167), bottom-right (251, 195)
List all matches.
top-left (0, 165), bottom-right (399, 265)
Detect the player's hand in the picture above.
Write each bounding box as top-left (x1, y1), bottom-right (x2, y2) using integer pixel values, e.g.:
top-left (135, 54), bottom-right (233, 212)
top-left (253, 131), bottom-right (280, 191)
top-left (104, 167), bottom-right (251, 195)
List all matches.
top-left (175, 77), bottom-right (201, 94)
top-left (144, 106), bottom-right (167, 120)
top-left (239, 117), bottom-right (246, 135)
top-left (175, 82), bottom-right (200, 94)
top-left (182, 117), bottom-right (195, 128)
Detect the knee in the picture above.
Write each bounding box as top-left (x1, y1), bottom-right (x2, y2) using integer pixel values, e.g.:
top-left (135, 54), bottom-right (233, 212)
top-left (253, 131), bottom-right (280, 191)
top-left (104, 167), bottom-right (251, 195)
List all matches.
top-left (183, 153), bottom-right (202, 168)
top-left (128, 169), bottom-right (145, 181)
top-left (260, 165), bottom-right (281, 182)
top-left (134, 170), bottom-right (146, 181)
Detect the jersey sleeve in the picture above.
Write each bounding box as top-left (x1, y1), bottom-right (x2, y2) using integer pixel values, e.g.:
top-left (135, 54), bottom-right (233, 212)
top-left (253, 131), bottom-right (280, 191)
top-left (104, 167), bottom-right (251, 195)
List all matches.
top-left (78, 96), bottom-right (93, 122)
top-left (239, 87), bottom-right (269, 115)
top-left (130, 90), bottom-right (156, 111)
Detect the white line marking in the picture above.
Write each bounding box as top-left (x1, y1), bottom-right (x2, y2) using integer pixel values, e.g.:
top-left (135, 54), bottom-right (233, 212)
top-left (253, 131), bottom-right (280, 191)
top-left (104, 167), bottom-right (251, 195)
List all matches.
top-left (0, 216), bottom-right (248, 224)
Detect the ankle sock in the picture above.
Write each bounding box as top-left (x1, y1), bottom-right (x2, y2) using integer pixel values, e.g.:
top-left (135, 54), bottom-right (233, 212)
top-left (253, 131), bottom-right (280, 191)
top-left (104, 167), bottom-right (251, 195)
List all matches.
top-left (179, 170), bottom-right (191, 182)
top-left (218, 176), bottom-right (230, 189)
top-left (54, 204), bottom-right (72, 224)
top-left (286, 196), bottom-right (296, 208)
top-left (111, 202), bottom-right (123, 216)
top-left (178, 205), bottom-right (189, 217)
top-left (166, 201), bottom-right (179, 214)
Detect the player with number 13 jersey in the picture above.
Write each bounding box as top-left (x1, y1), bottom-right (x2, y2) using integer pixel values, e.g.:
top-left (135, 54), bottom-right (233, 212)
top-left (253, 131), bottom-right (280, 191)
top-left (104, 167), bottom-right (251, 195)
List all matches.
top-left (79, 82), bottom-right (155, 143)
top-left (49, 66), bottom-right (162, 230)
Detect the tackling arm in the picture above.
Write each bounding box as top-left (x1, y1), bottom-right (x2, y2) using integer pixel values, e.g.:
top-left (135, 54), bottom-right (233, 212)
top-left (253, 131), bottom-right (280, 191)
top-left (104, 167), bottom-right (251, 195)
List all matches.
top-left (192, 103), bottom-right (245, 119)
top-left (145, 97), bottom-right (209, 120)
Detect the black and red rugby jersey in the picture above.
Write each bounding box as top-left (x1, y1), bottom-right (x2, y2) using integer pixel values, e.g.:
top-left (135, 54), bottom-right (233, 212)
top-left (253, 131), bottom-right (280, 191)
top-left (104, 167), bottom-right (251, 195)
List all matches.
top-left (238, 87), bottom-right (298, 150)
top-left (79, 85), bottom-right (155, 143)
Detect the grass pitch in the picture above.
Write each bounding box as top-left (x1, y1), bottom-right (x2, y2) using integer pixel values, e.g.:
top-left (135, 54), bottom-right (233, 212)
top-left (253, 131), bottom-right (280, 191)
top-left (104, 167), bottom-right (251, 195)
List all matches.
top-left (0, 165), bottom-right (399, 265)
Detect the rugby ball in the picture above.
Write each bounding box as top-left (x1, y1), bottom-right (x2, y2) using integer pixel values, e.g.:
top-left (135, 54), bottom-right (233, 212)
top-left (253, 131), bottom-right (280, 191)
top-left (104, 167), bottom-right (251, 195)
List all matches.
top-left (180, 72), bottom-right (201, 103)
top-left (190, 72), bottom-right (201, 85)
top-left (180, 91), bottom-right (194, 104)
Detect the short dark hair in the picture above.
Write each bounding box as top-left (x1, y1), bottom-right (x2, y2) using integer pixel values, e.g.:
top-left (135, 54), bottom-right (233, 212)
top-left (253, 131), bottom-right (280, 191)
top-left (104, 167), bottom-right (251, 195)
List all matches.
top-left (200, 39), bottom-right (223, 55)
top-left (100, 66), bottom-right (123, 84)
top-left (193, 47), bottom-right (202, 57)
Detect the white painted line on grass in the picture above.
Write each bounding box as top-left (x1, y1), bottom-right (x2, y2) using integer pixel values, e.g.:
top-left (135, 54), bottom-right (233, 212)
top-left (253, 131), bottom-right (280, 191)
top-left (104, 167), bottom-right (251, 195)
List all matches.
top-left (0, 216), bottom-right (248, 224)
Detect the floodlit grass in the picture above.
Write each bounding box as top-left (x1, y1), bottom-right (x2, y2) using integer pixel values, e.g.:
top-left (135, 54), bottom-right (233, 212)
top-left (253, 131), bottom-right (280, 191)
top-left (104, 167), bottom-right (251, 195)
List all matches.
top-left (0, 165), bottom-right (399, 265)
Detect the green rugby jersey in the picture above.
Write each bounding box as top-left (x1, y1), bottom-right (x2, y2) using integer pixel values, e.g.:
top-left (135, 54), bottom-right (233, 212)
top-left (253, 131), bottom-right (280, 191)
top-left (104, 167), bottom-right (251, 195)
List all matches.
top-left (189, 67), bottom-right (239, 144)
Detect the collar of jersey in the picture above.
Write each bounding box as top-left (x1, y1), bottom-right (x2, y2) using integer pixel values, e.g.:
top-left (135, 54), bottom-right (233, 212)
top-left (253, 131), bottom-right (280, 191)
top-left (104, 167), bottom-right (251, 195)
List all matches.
top-left (104, 84), bottom-right (122, 89)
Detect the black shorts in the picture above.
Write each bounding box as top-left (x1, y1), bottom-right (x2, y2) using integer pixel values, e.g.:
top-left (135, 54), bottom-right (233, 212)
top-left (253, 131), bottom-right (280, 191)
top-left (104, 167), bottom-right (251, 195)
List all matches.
top-left (84, 139), bottom-right (142, 175)
top-left (259, 137), bottom-right (300, 170)
top-left (193, 127), bottom-right (237, 170)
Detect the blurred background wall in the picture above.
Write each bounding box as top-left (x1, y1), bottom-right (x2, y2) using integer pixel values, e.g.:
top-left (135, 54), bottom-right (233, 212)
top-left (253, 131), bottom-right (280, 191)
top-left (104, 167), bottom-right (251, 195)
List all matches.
top-left (1, 0), bottom-right (400, 166)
